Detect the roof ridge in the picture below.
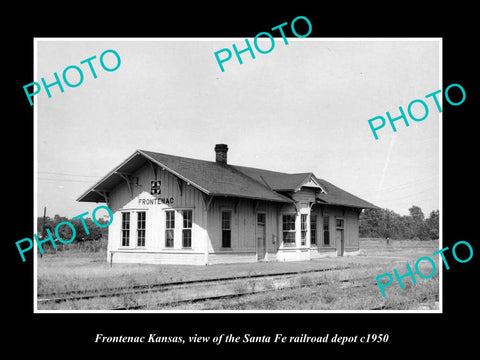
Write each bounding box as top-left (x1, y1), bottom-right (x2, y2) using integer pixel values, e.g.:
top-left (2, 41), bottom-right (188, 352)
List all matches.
top-left (140, 150), bottom-right (295, 175)
top-left (137, 149), bottom-right (293, 203)
top-left (231, 164), bottom-right (293, 176)
top-left (225, 164), bottom-right (294, 203)
top-left (138, 149), bottom-right (214, 165)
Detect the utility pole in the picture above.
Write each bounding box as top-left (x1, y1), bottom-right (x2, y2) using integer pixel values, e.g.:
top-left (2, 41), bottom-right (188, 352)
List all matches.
top-left (40, 206), bottom-right (46, 258)
top-left (42, 206), bottom-right (46, 234)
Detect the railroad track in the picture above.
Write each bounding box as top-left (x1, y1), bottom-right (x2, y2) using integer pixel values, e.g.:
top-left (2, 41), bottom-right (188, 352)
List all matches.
top-left (37, 265), bottom-right (352, 305)
top-left (38, 265), bottom-right (439, 311)
top-left (111, 278), bottom-right (439, 311)
top-left (112, 277), bottom-right (371, 310)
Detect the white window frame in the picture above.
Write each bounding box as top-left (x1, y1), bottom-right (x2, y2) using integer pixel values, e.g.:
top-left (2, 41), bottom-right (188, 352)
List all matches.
top-left (181, 209), bottom-right (193, 249)
top-left (164, 209), bottom-right (175, 248)
top-left (310, 213), bottom-right (318, 247)
top-left (282, 213), bottom-right (297, 247)
top-left (300, 213), bottom-right (308, 246)
top-left (136, 210), bottom-right (146, 248)
top-left (120, 211), bottom-right (131, 248)
top-left (220, 209), bottom-right (233, 249)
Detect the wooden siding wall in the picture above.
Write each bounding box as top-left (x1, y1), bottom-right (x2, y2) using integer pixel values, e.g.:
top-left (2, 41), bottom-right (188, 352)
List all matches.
top-left (106, 164), bottom-right (361, 265)
top-left (107, 163), bottom-right (209, 264)
top-left (310, 204), bottom-right (360, 256)
top-left (206, 198), bottom-right (280, 256)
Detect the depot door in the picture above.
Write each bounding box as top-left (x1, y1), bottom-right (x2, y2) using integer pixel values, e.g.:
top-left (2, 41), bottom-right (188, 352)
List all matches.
top-left (335, 229), bottom-right (344, 256)
top-left (256, 213), bottom-right (266, 261)
top-left (335, 218), bottom-right (345, 256)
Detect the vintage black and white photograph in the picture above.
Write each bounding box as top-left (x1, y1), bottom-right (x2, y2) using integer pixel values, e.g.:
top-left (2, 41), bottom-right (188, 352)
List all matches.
top-left (34, 38), bottom-right (441, 312)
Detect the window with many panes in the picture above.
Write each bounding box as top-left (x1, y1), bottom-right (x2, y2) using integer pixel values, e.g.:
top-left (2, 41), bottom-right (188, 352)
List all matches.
top-left (310, 214), bottom-right (317, 245)
top-left (165, 210), bottom-right (175, 247)
top-left (137, 211), bottom-right (146, 247)
top-left (121, 212), bottom-right (130, 246)
top-left (221, 210), bottom-right (231, 248)
top-left (323, 215), bottom-right (330, 246)
top-left (301, 214), bottom-right (307, 246)
top-left (182, 210), bottom-right (192, 248)
top-left (282, 214), bottom-right (296, 246)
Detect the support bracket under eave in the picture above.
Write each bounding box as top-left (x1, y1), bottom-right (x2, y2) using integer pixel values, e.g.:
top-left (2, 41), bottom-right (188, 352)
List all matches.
top-left (115, 172), bottom-right (133, 198)
top-left (148, 160), bottom-right (159, 180)
top-left (293, 201), bottom-right (300, 213)
top-left (202, 193), bottom-right (214, 211)
top-left (176, 177), bottom-right (184, 196)
top-left (234, 198), bottom-right (241, 213)
top-left (253, 200), bottom-right (260, 213)
top-left (93, 189), bottom-right (110, 207)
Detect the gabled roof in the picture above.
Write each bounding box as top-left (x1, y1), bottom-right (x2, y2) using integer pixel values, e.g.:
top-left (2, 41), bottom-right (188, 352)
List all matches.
top-left (315, 178), bottom-right (378, 209)
top-left (77, 149), bottom-right (378, 210)
top-left (234, 165), bottom-right (377, 209)
top-left (77, 150), bottom-right (293, 204)
top-left (233, 166), bottom-right (325, 193)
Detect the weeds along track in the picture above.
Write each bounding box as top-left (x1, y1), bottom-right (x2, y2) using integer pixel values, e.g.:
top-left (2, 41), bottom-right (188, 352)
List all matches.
top-left (37, 265), bottom-right (352, 305)
top-left (368, 293), bottom-right (440, 311)
top-left (113, 276), bottom-right (374, 310)
top-left (118, 278), bottom-right (438, 311)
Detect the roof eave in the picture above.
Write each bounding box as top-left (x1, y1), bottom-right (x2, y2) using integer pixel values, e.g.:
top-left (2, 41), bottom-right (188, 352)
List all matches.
top-left (315, 198), bottom-right (379, 210)
top-left (76, 150), bottom-right (144, 202)
top-left (77, 150), bottom-right (214, 203)
top-left (210, 192), bottom-right (293, 203)
top-left (137, 150), bottom-right (211, 196)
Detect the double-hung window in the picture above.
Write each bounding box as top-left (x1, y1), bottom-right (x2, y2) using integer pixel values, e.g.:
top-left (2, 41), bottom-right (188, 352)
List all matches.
top-left (137, 211), bottom-right (146, 247)
top-left (165, 210), bottom-right (175, 248)
top-left (121, 212), bottom-right (130, 246)
top-left (182, 210), bottom-right (192, 248)
top-left (301, 214), bottom-right (308, 246)
top-left (221, 210), bottom-right (231, 248)
top-left (282, 214), bottom-right (296, 246)
top-left (310, 214), bottom-right (317, 245)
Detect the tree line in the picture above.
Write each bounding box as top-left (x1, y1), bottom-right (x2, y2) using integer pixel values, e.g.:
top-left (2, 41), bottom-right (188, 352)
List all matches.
top-left (359, 205), bottom-right (439, 240)
top-left (37, 214), bottom-right (109, 242)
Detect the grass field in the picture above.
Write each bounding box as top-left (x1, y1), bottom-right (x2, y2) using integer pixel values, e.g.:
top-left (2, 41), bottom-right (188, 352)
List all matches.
top-left (36, 238), bottom-right (440, 311)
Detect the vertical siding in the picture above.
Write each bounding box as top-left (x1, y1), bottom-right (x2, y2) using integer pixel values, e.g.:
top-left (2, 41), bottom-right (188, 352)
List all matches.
top-left (107, 163), bottom-right (208, 264)
top-left (308, 204), bottom-right (360, 257)
top-left (106, 165), bottom-right (361, 264)
top-left (206, 198), bottom-right (281, 258)
top-left (344, 208), bottom-right (360, 250)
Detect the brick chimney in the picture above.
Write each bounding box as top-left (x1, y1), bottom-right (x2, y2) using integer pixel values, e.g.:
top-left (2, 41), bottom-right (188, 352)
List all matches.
top-left (214, 144), bottom-right (228, 164)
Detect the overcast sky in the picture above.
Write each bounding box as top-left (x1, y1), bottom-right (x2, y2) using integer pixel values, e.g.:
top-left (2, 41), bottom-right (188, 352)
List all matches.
top-left (35, 38), bottom-right (440, 219)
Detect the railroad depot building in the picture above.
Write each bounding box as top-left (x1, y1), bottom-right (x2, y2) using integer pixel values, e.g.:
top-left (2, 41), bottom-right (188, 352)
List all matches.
top-left (77, 145), bottom-right (377, 265)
